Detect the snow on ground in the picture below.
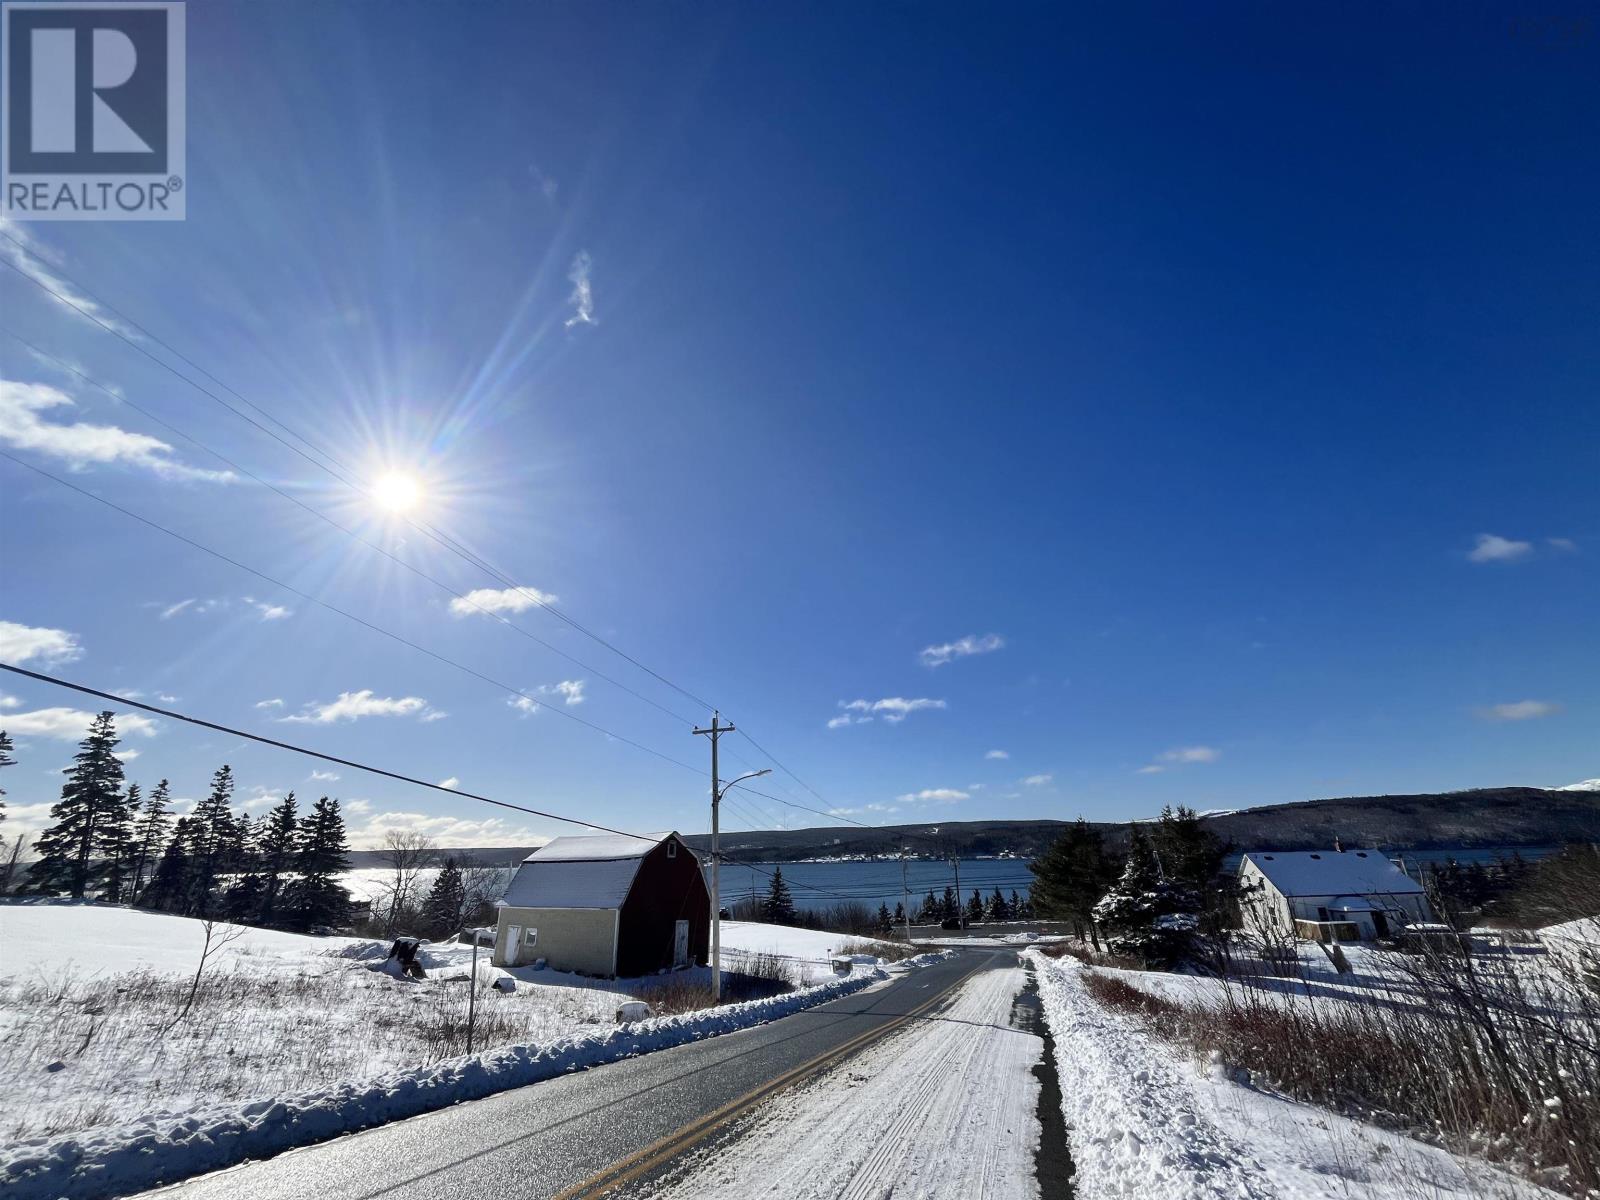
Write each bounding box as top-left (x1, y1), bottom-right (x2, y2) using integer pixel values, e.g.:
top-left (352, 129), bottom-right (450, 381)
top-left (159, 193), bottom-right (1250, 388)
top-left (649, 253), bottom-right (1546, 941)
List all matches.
top-left (0, 902), bottom-right (943, 1200)
top-left (634, 964), bottom-right (1043, 1200)
top-left (1025, 949), bottom-right (1562, 1200)
top-left (915, 931), bottom-right (1070, 948)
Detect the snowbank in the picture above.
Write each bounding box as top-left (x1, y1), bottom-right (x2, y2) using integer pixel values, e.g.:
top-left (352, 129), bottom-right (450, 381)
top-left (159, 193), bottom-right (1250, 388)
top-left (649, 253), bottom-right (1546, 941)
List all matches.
top-left (1023, 949), bottom-right (1560, 1200)
top-left (1, 964), bottom-right (891, 1200)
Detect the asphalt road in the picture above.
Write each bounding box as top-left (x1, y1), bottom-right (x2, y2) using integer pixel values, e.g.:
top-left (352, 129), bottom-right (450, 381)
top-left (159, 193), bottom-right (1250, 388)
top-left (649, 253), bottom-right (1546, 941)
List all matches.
top-left (137, 948), bottom-right (1009, 1200)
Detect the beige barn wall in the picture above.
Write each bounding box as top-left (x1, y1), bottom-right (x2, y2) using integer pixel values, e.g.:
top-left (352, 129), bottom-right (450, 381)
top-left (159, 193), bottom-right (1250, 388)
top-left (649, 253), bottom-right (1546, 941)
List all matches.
top-left (494, 906), bottom-right (618, 976)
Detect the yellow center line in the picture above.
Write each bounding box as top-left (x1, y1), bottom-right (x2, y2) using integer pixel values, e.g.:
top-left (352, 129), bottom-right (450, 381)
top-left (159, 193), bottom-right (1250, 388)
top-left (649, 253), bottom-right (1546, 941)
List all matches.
top-left (550, 955), bottom-right (987, 1200)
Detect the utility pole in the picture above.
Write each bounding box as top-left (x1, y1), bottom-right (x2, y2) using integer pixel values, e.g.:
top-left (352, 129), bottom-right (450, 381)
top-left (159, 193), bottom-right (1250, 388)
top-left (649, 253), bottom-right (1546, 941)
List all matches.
top-left (901, 847), bottom-right (911, 942)
top-left (693, 718), bottom-right (768, 1005)
top-left (951, 850), bottom-right (964, 928)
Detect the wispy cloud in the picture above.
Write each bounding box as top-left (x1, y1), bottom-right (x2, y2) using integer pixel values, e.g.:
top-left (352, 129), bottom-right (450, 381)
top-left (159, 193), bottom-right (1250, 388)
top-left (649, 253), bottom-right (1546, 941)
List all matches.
top-left (547, 679), bottom-right (585, 706)
top-left (244, 597), bottom-right (292, 621)
top-left (448, 585), bottom-right (558, 617)
top-left (564, 251), bottom-right (596, 328)
top-left (1136, 765), bottom-right (1166, 775)
top-left (438, 776), bottom-right (460, 789)
top-left (1547, 537), bottom-right (1579, 553)
top-left (1477, 699), bottom-right (1560, 722)
top-left (5, 706), bottom-right (158, 739)
top-left (282, 691), bottom-right (437, 724)
top-left (1467, 533), bottom-right (1533, 564)
top-left (347, 809), bottom-right (546, 851)
top-left (984, 749), bottom-right (1009, 760)
top-left (309, 769), bottom-right (340, 782)
top-left (0, 692), bottom-right (20, 709)
top-left (254, 698), bottom-right (284, 710)
top-left (919, 633), bottom-right (1004, 668)
top-left (0, 379), bottom-right (235, 482)
top-left (830, 697), bottom-right (947, 727)
top-left (895, 787), bottom-right (969, 804)
top-left (1163, 746), bottom-right (1220, 764)
top-left (0, 619), bottom-right (83, 666)
top-left (1022, 773), bottom-right (1053, 786)
top-left (0, 221), bottom-right (138, 337)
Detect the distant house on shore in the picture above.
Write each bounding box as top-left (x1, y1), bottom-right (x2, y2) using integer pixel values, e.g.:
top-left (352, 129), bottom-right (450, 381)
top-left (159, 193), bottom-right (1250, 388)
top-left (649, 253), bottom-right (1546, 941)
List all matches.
top-left (493, 831), bottom-right (709, 978)
top-left (1238, 848), bottom-right (1435, 942)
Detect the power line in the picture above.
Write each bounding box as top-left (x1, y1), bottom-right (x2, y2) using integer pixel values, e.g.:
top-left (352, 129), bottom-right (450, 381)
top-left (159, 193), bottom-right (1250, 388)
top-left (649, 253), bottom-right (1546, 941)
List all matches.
top-left (1, 452), bottom-right (704, 776)
top-left (0, 326), bottom-right (702, 731)
top-left (0, 662), bottom-right (659, 843)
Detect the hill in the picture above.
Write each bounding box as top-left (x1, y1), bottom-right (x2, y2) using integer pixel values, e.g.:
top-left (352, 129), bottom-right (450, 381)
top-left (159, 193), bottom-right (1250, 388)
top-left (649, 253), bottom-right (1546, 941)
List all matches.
top-left (344, 785), bottom-right (1597, 867)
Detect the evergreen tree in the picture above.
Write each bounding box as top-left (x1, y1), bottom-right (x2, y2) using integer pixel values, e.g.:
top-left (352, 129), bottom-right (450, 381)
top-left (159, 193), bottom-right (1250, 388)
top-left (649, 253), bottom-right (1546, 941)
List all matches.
top-left (919, 889), bottom-right (938, 922)
top-left (98, 781), bottom-right (139, 904)
top-left (186, 765), bottom-right (237, 915)
top-left (876, 902), bottom-right (892, 933)
top-left (287, 796), bottom-right (351, 931)
top-left (761, 866), bottom-right (798, 925)
top-left (893, 900), bottom-right (906, 927)
top-left (940, 885), bottom-right (959, 921)
top-left (1091, 826), bottom-right (1199, 968)
top-left (143, 818), bottom-right (196, 912)
top-left (987, 887), bottom-right (1010, 921)
top-left (966, 888), bottom-right (985, 923)
top-left (0, 728), bottom-right (14, 844)
top-left (28, 712), bottom-right (127, 898)
top-left (128, 779), bottom-right (173, 901)
top-left (1009, 888), bottom-right (1023, 919)
top-left (1029, 818), bottom-right (1121, 946)
top-left (254, 791), bottom-right (299, 926)
top-left (422, 857), bottom-right (467, 937)
top-left (1150, 805), bottom-right (1227, 889)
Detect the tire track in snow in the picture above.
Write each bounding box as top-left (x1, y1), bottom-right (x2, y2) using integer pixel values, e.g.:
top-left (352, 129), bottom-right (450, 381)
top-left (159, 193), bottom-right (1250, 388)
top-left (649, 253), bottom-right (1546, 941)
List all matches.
top-left (629, 962), bottom-right (1043, 1200)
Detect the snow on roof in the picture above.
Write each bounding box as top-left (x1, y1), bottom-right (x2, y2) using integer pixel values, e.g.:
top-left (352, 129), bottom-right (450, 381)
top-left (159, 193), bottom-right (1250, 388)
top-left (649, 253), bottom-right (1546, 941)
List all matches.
top-left (1241, 850), bottom-right (1426, 898)
top-left (520, 832), bottom-right (675, 864)
top-left (500, 832), bottom-right (680, 910)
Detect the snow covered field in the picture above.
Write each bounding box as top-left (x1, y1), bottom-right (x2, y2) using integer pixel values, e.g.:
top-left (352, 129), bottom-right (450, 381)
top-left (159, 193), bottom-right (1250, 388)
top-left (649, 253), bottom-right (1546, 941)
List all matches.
top-left (637, 964), bottom-right (1043, 1200)
top-left (1025, 949), bottom-right (1563, 1200)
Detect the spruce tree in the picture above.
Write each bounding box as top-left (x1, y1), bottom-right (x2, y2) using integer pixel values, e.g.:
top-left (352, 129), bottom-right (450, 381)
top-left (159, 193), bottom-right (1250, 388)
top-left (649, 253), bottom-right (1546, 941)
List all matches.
top-left (876, 902), bottom-right (892, 932)
top-left (98, 781), bottom-right (139, 903)
top-left (1029, 818), bottom-right (1121, 945)
top-left (919, 889), bottom-right (938, 921)
top-left (28, 712), bottom-right (127, 898)
top-left (288, 796), bottom-right (351, 931)
top-left (941, 885), bottom-right (958, 922)
top-left (893, 900), bottom-right (906, 927)
top-left (1009, 889), bottom-right (1023, 919)
top-left (129, 779), bottom-right (173, 901)
top-left (188, 765), bottom-right (236, 916)
top-left (966, 888), bottom-right (985, 924)
top-left (987, 887), bottom-right (1009, 921)
top-left (143, 818), bottom-right (195, 912)
top-left (422, 857), bottom-right (467, 937)
top-left (254, 791), bottom-right (299, 926)
top-left (761, 866), bottom-right (798, 925)
top-left (1091, 826), bottom-right (1199, 968)
top-left (0, 728), bottom-right (13, 844)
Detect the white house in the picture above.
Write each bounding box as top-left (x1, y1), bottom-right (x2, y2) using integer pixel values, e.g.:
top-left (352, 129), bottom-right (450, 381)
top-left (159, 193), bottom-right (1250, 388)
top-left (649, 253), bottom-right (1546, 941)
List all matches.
top-left (1238, 848), bottom-right (1435, 942)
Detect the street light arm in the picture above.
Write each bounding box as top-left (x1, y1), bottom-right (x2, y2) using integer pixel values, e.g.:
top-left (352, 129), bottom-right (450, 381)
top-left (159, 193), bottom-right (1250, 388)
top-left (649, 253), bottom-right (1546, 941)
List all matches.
top-left (717, 767), bottom-right (772, 800)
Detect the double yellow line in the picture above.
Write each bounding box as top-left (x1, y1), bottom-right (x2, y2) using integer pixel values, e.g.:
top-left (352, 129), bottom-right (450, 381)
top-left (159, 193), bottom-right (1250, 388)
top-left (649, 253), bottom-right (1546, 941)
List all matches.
top-left (552, 958), bottom-right (982, 1199)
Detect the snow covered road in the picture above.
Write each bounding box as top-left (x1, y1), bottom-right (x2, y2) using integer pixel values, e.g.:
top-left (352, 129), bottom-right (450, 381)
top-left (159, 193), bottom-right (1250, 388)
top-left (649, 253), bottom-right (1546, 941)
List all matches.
top-left (628, 963), bottom-right (1044, 1200)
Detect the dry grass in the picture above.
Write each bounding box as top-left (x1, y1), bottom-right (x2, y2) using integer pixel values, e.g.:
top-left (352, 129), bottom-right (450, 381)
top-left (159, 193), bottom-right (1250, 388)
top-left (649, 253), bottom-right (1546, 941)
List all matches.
top-left (1079, 937), bottom-right (1600, 1197)
top-left (833, 937), bottom-right (923, 963)
top-left (1037, 938), bottom-right (1143, 971)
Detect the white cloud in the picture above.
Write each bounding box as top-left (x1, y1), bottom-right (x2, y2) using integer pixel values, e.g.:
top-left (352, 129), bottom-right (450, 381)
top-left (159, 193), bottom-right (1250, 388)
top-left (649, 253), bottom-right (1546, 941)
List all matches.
top-left (4, 706), bottom-right (157, 739)
top-left (0, 379), bottom-right (234, 482)
top-left (438, 777), bottom-right (460, 789)
top-left (0, 221), bottom-right (139, 337)
top-left (895, 788), bottom-right (969, 804)
top-left (0, 692), bottom-right (20, 709)
top-left (1547, 537), bottom-right (1578, 553)
top-left (245, 598), bottom-right (292, 621)
top-left (1136, 765), bottom-right (1166, 775)
top-left (1022, 773), bottom-right (1053, 786)
top-left (114, 748), bottom-right (140, 761)
top-left (343, 798), bottom-right (373, 815)
top-left (281, 690), bottom-right (435, 724)
top-left (420, 710), bottom-right (449, 723)
top-left (1161, 746), bottom-right (1220, 764)
top-left (0, 619), bottom-right (83, 666)
top-left (0, 800), bottom-right (57, 835)
top-left (1468, 533), bottom-right (1533, 564)
top-left (347, 809), bottom-right (545, 850)
top-left (254, 698), bottom-right (284, 710)
top-left (984, 749), bottom-right (1009, 760)
top-left (308, 770), bottom-right (340, 782)
top-left (545, 679), bottom-right (584, 706)
top-left (1478, 699), bottom-right (1560, 722)
top-left (160, 599), bottom-right (195, 619)
top-left (508, 694), bottom-right (540, 716)
top-left (833, 697), bottom-right (947, 726)
top-left (564, 251), bottom-right (596, 328)
top-left (919, 633), bottom-right (1005, 668)
top-left (448, 586), bottom-right (558, 617)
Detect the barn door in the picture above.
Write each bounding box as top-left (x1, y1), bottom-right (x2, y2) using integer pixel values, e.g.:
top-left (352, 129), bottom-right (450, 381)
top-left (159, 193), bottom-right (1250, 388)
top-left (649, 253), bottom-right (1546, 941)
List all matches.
top-left (506, 924), bottom-right (523, 964)
top-left (673, 919), bottom-right (689, 968)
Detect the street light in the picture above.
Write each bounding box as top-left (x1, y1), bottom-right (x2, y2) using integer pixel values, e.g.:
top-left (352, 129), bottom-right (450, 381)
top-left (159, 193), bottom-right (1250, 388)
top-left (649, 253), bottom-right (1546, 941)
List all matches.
top-left (711, 768), bottom-right (771, 1002)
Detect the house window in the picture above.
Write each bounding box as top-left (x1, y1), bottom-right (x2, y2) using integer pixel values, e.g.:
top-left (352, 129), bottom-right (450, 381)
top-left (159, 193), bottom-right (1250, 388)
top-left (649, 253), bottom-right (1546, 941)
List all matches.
top-left (667, 841), bottom-right (677, 858)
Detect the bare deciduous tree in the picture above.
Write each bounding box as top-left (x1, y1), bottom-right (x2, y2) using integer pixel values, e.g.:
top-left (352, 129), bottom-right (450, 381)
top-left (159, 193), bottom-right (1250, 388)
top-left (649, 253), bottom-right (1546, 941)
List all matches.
top-left (374, 830), bottom-right (438, 935)
top-left (166, 917), bottom-right (246, 1032)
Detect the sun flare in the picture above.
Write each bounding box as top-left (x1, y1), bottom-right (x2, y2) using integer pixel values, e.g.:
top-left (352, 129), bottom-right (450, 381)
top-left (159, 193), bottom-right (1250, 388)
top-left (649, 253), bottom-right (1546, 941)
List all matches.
top-left (372, 471), bottom-right (423, 514)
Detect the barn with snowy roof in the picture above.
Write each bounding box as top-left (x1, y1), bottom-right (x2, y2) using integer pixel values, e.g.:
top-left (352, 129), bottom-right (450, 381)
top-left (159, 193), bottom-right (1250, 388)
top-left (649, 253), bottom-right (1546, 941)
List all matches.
top-left (1238, 848), bottom-right (1436, 942)
top-left (492, 831), bottom-right (709, 977)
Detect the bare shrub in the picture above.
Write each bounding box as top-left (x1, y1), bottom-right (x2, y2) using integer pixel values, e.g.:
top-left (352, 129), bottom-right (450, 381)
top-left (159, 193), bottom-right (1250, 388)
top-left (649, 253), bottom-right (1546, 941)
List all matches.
top-left (1037, 938), bottom-right (1142, 970)
top-left (834, 937), bottom-right (922, 963)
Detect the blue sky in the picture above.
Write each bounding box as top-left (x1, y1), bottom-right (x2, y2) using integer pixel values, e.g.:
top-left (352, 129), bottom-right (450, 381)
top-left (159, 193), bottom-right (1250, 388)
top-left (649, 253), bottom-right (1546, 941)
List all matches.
top-left (1, 3), bottom-right (1595, 847)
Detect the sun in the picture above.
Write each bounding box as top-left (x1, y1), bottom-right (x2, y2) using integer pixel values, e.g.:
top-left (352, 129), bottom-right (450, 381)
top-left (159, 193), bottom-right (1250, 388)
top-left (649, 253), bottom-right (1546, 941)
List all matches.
top-left (372, 471), bottom-right (423, 514)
